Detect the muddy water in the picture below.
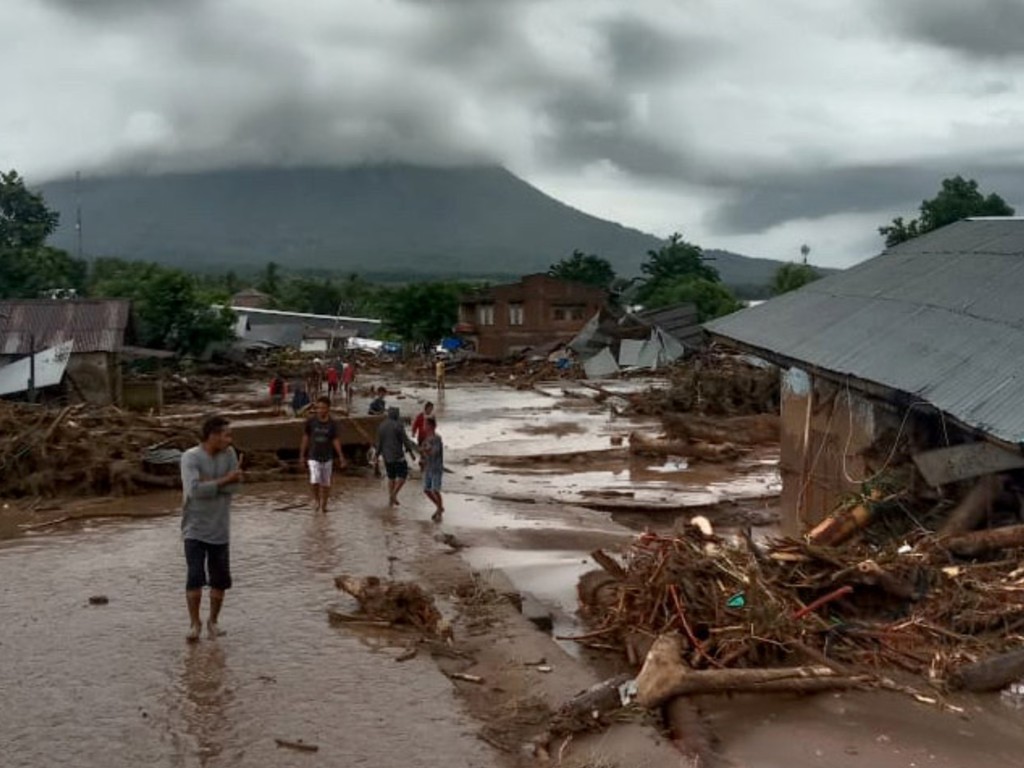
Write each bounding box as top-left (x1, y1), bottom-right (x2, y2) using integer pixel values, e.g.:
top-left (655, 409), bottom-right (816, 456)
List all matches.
top-left (0, 487), bottom-right (495, 768)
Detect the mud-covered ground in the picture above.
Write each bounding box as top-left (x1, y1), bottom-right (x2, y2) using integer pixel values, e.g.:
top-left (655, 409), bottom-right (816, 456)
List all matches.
top-left (2, 380), bottom-right (1024, 767)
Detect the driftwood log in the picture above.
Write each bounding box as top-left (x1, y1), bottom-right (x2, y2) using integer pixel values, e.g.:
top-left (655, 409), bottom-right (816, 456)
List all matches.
top-left (635, 634), bottom-right (866, 708)
top-left (950, 648), bottom-right (1024, 692)
top-left (944, 524), bottom-right (1024, 557)
top-left (628, 432), bottom-right (740, 462)
top-left (334, 575), bottom-right (445, 635)
top-left (939, 475), bottom-right (1003, 537)
top-left (551, 673), bottom-right (633, 733)
top-left (806, 491), bottom-right (881, 547)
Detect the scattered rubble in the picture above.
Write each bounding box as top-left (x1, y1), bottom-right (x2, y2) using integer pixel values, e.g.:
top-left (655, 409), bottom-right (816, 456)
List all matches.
top-left (575, 484), bottom-right (1024, 718)
top-left (627, 352), bottom-right (780, 418)
top-left (333, 574), bottom-right (447, 636)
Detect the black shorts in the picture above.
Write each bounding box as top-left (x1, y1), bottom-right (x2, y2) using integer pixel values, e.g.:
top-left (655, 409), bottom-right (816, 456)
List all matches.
top-left (184, 539), bottom-right (232, 591)
top-left (384, 459), bottom-right (409, 480)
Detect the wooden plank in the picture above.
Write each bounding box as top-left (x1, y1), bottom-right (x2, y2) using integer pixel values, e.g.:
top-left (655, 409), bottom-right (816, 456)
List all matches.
top-left (912, 441), bottom-right (1024, 487)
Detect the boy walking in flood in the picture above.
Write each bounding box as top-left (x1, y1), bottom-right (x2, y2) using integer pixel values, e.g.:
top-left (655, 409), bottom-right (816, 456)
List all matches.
top-left (300, 396), bottom-right (346, 513)
top-left (180, 416), bottom-right (242, 642)
top-left (420, 416), bottom-right (445, 521)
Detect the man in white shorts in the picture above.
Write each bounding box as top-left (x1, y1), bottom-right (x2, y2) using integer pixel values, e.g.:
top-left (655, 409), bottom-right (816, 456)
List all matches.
top-left (300, 396), bottom-right (346, 513)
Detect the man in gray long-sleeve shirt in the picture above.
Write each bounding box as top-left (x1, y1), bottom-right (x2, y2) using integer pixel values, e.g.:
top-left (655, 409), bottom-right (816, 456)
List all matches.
top-left (375, 406), bottom-right (418, 507)
top-left (180, 415), bottom-right (242, 642)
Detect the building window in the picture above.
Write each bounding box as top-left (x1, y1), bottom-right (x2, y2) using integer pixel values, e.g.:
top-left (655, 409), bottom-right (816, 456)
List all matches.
top-left (553, 305), bottom-right (586, 322)
top-left (478, 304), bottom-right (495, 325)
top-left (509, 303), bottom-right (524, 326)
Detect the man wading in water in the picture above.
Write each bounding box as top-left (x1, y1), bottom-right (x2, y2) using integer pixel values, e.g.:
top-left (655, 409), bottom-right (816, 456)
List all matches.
top-left (300, 396), bottom-right (346, 513)
top-left (374, 406), bottom-right (418, 507)
top-left (180, 416), bottom-right (242, 642)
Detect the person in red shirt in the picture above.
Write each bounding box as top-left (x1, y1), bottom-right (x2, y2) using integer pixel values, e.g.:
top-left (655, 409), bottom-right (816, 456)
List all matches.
top-left (411, 401), bottom-right (435, 446)
top-left (341, 358), bottom-right (357, 404)
top-left (325, 364), bottom-right (340, 402)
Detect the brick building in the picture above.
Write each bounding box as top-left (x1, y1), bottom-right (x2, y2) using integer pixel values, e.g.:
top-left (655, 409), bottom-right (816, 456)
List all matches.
top-left (457, 274), bottom-right (607, 358)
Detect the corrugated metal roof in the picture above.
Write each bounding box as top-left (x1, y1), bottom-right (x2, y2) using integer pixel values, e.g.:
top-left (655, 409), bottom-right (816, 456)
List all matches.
top-left (705, 219), bottom-right (1024, 444)
top-left (638, 303), bottom-right (703, 346)
top-left (0, 299), bottom-right (132, 355)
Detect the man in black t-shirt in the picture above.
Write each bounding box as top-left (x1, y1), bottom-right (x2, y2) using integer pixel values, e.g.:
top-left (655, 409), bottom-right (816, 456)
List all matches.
top-left (300, 396), bottom-right (346, 513)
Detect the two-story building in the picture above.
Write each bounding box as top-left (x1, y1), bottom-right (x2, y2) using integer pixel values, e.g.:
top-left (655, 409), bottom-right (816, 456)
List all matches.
top-left (457, 274), bottom-right (607, 358)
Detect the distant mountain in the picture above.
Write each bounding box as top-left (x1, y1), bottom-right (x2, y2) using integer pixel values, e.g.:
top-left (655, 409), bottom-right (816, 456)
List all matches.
top-left (40, 165), bottom-right (797, 287)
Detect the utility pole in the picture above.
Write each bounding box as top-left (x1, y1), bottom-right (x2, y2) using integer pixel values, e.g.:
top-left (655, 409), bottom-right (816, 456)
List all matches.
top-left (75, 171), bottom-right (83, 261)
top-left (27, 333), bottom-right (36, 403)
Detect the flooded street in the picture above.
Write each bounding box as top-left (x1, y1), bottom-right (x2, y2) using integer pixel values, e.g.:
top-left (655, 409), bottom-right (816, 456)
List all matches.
top-left (0, 380), bottom-right (768, 767)
top-left (0, 486), bottom-right (496, 767)
top-left (5, 380), bottom-right (1024, 768)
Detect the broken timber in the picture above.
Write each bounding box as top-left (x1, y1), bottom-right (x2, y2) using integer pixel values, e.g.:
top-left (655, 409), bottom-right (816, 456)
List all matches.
top-left (634, 634), bottom-right (865, 708)
top-left (913, 442), bottom-right (1024, 487)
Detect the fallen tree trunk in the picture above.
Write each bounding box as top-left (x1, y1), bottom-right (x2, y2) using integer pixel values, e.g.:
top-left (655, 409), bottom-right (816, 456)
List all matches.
top-left (807, 491), bottom-right (881, 547)
top-left (950, 648), bottom-right (1024, 692)
top-left (635, 634), bottom-right (864, 708)
top-left (939, 474), bottom-right (1003, 537)
top-left (628, 432), bottom-right (740, 462)
top-left (551, 673), bottom-right (634, 733)
top-left (944, 524), bottom-right (1024, 557)
top-left (590, 548), bottom-right (627, 580)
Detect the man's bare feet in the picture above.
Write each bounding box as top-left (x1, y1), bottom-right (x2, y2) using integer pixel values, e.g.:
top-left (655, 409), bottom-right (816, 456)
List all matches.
top-left (186, 624), bottom-right (201, 643)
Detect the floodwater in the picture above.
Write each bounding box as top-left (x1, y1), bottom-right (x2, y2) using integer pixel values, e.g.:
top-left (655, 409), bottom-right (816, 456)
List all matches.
top-left (13, 380), bottom-right (1022, 768)
top-left (0, 487), bottom-right (496, 768)
top-left (1, 379), bottom-right (765, 767)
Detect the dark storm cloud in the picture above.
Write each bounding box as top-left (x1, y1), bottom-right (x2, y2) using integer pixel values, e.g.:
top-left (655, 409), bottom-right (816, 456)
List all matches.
top-left (602, 14), bottom-right (712, 82)
top-left (890, 0), bottom-right (1024, 59)
top-left (42, 0), bottom-right (206, 19)
top-left (709, 161), bottom-right (1024, 234)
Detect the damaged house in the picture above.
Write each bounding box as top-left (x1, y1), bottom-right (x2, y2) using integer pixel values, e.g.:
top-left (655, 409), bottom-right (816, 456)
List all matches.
top-left (706, 218), bottom-right (1024, 536)
top-left (457, 274), bottom-right (607, 358)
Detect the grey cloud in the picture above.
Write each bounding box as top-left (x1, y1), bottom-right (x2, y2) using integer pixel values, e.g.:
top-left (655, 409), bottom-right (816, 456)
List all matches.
top-left (602, 14), bottom-right (712, 82)
top-left (889, 0), bottom-right (1024, 59)
top-left (42, 0), bottom-right (206, 19)
top-left (708, 162), bottom-right (1024, 234)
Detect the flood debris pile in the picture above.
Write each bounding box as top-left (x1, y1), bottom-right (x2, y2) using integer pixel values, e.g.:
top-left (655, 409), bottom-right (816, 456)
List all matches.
top-left (0, 402), bottom-right (199, 497)
top-left (332, 575), bottom-right (448, 636)
top-left (628, 352), bottom-right (780, 418)
top-left (629, 412), bottom-right (779, 464)
top-left (578, 509), bottom-right (1024, 699)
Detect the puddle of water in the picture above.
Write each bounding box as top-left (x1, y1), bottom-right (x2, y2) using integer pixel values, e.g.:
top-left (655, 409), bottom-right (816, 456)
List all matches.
top-left (0, 487), bottom-right (495, 768)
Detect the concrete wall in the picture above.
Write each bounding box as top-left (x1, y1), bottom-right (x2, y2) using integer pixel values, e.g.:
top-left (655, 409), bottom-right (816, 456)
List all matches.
top-left (122, 378), bottom-right (163, 412)
top-left (65, 352), bottom-right (119, 406)
top-left (778, 367), bottom-right (895, 534)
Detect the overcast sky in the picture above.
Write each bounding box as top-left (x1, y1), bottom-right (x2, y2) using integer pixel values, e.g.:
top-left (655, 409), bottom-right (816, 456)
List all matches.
top-left (4, 0), bottom-right (1024, 267)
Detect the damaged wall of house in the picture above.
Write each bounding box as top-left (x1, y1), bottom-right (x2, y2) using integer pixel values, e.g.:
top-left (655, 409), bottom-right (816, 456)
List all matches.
top-left (65, 352), bottom-right (119, 406)
top-left (778, 368), bottom-right (899, 534)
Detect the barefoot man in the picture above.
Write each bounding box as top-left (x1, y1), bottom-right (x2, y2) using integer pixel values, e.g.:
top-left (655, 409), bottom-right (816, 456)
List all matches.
top-left (300, 396), bottom-right (346, 513)
top-left (180, 416), bottom-right (242, 642)
top-left (374, 406), bottom-right (418, 507)
top-left (421, 416), bottom-right (445, 521)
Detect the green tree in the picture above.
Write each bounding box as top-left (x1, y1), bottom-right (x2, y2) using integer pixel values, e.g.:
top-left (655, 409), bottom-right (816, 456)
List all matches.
top-left (643, 277), bottom-right (742, 323)
top-left (0, 170), bottom-right (59, 251)
top-left (379, 282), bottom-right (463, 347)
top-left (635, 233), bottom-right (719, 304)
top-left (0, 170), bottom-right (86, 298)
top-left (879, 175), bottom-right (1015, 247)
top-left (771, 262), bottom-right (820, 295)
top-left (257, 261), bottom-right (281, 298)
top-left (548, 250), bottom-right (616, 289)
top-left (90, 258), bottom-right (234, 357)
